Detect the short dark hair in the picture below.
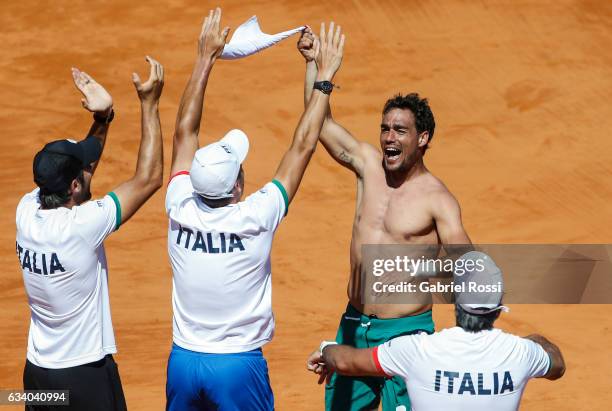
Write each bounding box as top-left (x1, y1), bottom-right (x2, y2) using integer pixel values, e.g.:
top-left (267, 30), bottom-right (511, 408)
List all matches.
top-left (455, 304), bottom-right (500, 333)
top-left (38, 170), bottom-right (84, 209)
top-left (200, 196), bottom-right (233, 208)
top-left (383, 93), bottom-right (435, 149)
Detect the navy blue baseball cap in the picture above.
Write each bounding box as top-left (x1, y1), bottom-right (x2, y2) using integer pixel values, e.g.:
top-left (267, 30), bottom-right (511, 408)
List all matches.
top-left (33, 136), bottom-right (102, 193)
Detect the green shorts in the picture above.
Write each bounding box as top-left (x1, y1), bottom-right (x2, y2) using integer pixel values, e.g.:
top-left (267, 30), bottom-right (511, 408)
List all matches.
top-left (325, 304), bottom-right (434, 411)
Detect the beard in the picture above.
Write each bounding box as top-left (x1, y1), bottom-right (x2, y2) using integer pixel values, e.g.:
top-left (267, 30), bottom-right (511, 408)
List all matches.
top-left (74, 181), bottom-right (92, 204)
top-left (83, 188), bottom-right (92, 202)
top-left (384, 148), bottom-right (420, 173)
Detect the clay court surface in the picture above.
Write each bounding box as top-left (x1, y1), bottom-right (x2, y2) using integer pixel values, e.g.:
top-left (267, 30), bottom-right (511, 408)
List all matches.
top-left (1, 0), bottom-right (612, 409)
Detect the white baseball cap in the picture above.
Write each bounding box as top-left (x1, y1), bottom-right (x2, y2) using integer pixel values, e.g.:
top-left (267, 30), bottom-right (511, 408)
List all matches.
top-left (454, 251), bottom-right (509, 315)
top-left (190, 129), bottom-right (249, 199)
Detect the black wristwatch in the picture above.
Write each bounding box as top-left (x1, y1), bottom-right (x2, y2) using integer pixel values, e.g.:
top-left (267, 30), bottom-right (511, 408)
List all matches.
top-left (94, 109), bottom-right (114, 124)
top-left (313, 81), bottom-right (334, 95)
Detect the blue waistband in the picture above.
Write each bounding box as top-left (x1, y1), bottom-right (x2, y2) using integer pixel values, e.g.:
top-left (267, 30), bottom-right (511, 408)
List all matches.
top-left (171, 343), bottom-right (263, 357)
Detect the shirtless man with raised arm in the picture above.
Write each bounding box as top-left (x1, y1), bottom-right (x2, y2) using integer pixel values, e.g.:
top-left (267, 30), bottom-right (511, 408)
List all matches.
top-left (297, 26), bottom-right (471, 411)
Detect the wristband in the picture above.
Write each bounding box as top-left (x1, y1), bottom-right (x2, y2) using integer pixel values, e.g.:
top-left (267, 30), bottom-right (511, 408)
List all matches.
top-left (94, 109), bottom-right (114, 124)
top-left (319, 340), bottom-right (338, 357)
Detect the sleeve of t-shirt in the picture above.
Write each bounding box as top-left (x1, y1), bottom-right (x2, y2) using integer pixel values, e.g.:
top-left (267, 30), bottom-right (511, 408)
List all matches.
top-left (245, 179), bottom-right (289, 231)
top-left (520, 338), bottom-right (552, 379)
top-left (166, 171), bottom-right (194, 215)
top-left (74, 193), bottom-right (121, 248)
top-left (374, 334), bottom-right (422, 378)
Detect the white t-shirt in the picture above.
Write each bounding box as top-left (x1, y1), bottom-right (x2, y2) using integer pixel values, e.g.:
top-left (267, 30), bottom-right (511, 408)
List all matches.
top-left (165, 173), bottom-right (288, 353)
top-left (16, 188), bottom-right (121, 369)
top-left (375, 327), bottom-right (551, 411)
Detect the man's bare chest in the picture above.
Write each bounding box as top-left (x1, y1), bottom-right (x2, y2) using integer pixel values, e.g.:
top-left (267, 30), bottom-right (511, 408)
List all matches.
top-left (357, 180), bottom-right (437, 243)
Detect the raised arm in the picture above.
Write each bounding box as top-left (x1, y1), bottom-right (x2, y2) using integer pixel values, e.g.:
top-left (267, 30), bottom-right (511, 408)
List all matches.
top-left (71, 68), bottom-right (114, 174)
top-left (524, 334), bottom-right (566, 380)
top-left (297, 26), bottom-right (366, 175)
top-left (274, 23), bottom-right (345, 203)
top-left (171, 7), bottom-right (230, 176)
top-left (111, 57), bottom-right (164, 225)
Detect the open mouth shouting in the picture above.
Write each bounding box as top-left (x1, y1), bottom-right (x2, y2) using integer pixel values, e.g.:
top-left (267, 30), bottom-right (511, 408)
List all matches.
top-left (384, 146), bottom-right (402, 163)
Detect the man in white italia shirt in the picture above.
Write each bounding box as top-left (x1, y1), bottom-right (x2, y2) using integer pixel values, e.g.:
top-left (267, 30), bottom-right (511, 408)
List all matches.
top-left (16, 58), bottom-right (164, 410)
top-left (308, 252), bottom-right (566, 411)
top-left (165, 8), bottom-right (346, 411)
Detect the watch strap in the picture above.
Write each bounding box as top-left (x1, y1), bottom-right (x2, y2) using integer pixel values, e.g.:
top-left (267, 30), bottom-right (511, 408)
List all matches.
top-left (313, 81), bottom-right (334, 95)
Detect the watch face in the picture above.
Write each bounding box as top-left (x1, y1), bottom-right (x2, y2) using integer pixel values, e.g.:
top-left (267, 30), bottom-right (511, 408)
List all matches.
top-left (315, 81), bottom-right (333, 94)
top-left (321, 81), bottom-right (333, 93)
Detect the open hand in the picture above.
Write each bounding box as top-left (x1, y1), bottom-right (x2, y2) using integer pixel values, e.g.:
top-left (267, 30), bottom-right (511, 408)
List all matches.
top-left (72, 68), bottom-right (113, 114)
top-left (199, 7), bottom-right (231, 61)
top-left (297, 26), bottom-right (316, 62)
top-left (315, 22), bottom-right (345, 80)
top-left (132, 56), bottom-right (164, 104)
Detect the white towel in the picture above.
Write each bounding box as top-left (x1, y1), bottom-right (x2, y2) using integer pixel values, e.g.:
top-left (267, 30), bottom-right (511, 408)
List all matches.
top-left (220, 16), bottom-right (305, 60)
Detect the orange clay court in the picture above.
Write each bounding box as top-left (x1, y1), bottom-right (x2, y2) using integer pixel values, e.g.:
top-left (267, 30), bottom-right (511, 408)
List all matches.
top-left (1, 1), bottom-right (612, 409)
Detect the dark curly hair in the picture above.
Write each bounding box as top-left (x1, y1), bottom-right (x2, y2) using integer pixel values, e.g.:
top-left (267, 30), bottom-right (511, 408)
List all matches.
top-left (383, 93), bottom-right (435, 149)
